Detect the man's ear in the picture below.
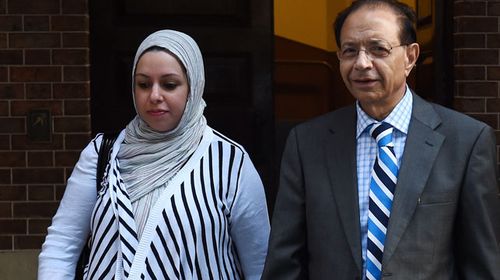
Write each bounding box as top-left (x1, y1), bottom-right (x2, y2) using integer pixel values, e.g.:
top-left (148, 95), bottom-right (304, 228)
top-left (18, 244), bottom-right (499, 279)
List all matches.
top-left (405, 43), bottom-right (420, 77)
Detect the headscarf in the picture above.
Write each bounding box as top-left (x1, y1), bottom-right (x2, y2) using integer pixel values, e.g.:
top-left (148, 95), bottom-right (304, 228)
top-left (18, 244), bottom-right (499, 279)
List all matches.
top-left (117, 30), bottom-right (207, 208)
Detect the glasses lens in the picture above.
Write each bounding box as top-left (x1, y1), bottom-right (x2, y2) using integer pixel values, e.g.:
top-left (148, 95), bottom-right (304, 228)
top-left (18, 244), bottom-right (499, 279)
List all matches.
top-left (338, 40), bottom-right (395, 60)
top-left (367, 42), bottom-right (391, 58)
top-left (340, 47), bottom-right (358, 59)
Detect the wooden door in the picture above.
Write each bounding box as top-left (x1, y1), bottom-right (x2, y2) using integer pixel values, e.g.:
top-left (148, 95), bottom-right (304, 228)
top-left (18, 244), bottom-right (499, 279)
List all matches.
top-left (89, 0), bottom-right (275, 204)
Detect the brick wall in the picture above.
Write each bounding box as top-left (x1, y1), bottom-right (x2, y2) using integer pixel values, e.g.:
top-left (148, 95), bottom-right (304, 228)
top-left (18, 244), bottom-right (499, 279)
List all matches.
top-left (454, 0), bottom-right (500, 175)
top-left (0, 0), bottom-right (90, 250)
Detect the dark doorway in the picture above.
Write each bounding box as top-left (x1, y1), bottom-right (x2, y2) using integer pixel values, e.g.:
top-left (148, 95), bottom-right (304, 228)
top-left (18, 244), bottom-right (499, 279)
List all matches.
top-left (414, 0), bottom-right (454, 107)
top-left (89, 0), bottom-right (275, 205)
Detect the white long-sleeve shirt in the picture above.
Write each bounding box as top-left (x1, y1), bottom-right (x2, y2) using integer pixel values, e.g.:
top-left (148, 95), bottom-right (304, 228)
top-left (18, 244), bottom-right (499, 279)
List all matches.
top-left (38, 127), bottom-right (270, 280)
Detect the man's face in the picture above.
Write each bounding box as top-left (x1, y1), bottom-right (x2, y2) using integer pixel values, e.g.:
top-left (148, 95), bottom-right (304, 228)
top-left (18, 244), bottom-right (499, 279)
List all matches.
top-left (338, 6), bottom-right (418, 119)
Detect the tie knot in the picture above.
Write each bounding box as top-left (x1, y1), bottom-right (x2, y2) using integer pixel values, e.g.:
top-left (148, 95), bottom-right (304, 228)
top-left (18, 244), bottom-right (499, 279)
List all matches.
top-left (370, 122), bottom-right (394, 148)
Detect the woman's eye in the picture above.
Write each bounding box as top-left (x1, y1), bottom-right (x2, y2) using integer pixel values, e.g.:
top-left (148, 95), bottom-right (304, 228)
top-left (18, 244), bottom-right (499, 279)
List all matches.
top-left (136, 82), bottom-right (149, 89)
top-left (163, 83), bottom-right (178, 90)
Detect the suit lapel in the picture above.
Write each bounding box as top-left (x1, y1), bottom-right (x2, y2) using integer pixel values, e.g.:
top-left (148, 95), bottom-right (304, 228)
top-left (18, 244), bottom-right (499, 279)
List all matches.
top-left (382, 94), bottom-right (445, 264)
top-left (324, 106), bottom-right (363, 271)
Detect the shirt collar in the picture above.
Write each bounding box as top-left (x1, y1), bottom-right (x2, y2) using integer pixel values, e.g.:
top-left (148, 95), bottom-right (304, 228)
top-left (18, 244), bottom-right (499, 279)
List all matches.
top-left (356, 85), bottom-right (413, 138)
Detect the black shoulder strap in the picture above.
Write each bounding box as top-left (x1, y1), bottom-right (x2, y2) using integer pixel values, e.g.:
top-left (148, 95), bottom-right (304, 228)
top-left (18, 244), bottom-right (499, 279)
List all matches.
top-left (96, 132), bottom-right (118, 191)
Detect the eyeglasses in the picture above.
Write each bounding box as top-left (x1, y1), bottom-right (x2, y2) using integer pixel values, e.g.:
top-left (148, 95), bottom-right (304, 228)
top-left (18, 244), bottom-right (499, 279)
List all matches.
top-left (337, 40), bottom-right (407, 61)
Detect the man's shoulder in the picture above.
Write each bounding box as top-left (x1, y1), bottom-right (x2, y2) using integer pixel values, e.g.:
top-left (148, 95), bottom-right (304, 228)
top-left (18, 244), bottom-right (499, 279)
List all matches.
top-left (413, 94), bottom-right (492, 134)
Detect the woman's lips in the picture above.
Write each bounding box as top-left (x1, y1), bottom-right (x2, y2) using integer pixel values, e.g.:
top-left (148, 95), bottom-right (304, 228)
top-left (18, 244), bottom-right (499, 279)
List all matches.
top-left (147, 109), bottom-right (168, 116)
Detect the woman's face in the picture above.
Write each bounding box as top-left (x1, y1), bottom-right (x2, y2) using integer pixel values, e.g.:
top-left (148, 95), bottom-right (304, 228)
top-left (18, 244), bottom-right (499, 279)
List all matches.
top-left (134, 50), bottom-right (189, 132)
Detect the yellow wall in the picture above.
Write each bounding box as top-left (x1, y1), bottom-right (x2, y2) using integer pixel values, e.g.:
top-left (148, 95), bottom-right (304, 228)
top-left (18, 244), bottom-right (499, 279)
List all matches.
top-left (274, 0), bottom-right (329, 50)
top-left (275, 0), bottom-right (419, 52)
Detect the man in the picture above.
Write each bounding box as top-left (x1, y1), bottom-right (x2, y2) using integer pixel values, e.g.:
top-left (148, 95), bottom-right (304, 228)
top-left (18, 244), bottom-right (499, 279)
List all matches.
top-left (263, 0), bottom-right (500, 279)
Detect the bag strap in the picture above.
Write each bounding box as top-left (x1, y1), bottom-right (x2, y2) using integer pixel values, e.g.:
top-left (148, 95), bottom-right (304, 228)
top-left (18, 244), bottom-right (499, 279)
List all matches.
top-left (96, 132), bottom-right (118, 191)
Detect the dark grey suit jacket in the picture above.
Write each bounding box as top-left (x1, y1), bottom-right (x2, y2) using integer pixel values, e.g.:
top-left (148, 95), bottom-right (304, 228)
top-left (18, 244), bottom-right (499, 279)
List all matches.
top-left (263, 94), bottom-right (500, 279)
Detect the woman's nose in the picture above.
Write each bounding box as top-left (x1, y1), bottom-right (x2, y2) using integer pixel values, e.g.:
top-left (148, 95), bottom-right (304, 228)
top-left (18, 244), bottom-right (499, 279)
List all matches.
top-left (149, 84), bottom-right (162, 102)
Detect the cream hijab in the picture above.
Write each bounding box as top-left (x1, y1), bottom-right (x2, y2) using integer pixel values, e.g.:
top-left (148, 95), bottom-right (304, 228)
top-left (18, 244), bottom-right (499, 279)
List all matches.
top-left (117, 30), bottom-right (207, 206)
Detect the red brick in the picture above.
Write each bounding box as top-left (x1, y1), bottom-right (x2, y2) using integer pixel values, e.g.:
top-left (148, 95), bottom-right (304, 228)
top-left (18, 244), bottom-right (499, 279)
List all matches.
top-left (456, 17), bottom-right (498, 33)
top-left (0, 0), bottom-right (5, 14)
top-left (0, 33), bottom-right (6, 48)
top-left (63, 66), bottom-right (89, 82)
top-left (9, 33), bottom-right (60, 48)
top-left (24, 16), bottom-right (49, 31)
top-left (55, 184), bottom-right (65, 200)
top-left (0, 169), bottom-right (10, 184)
top-left (12, 168), bottom-right (64, 184)
top-left (8, 0), bottom-right (60, 14)
top-left (456, 82), bottom-right (498, 97)
top-left (65, 99), bottom-right (90, 115)
top-left (0, 201), bottom-right (11, 217)
top-left (453, 97), bottom-right (485, 113)
top-left (28, 185), bottom-right (54, 201)
top-left (0, 15), bottom-right (22, 31)
top-left (12, 134), bottom-right (63, 150)
top-left (62, 0), bottom-right (88, 14)
top-left (457, 49), bottom-right (498, 65)
top-left (64, 166), bottom-right (74, 179)
top-left (455, 34), bottom-right (485, 48)
top-left (62, 32), bottom-right (89, 48)
top-left (27, 151), bottom-right (53, 167)
top-left (0, 84), bottom-right (24, 99)
top-left (488, 2), bottom-right (500, 16)
top-left (455, 2), bottom-right (486, 16)
top-left (28, 219), bottom-right (51, 234)
top-left (55, 151), bottom-right (80, 167)
top-left (467, 113), bottom-right (498, 129)
top-left (53, 49), bottom-right (89, 65)
top-left (455, 66), bottom-right (485, 80)
top-left (0, 219), bottom-right (26, 234)
top-left (487, 34), bottom-right (500, 48)
top-left (10, 66), bottom-right (61, 82)
top-left (0, 135), bottom-right (9, 149)
top-left (487, 66), bottom-right (500, 80)
top-left (0, 49), bottom-right (22, 64)
top-left (0, 152), bottom-right (25, 167)
top-left (53, 83), bottom-right (89, 99)
top-left (0, 185), bottom-right (26, 201)
top-left (0, 66), bottom-right (7, 81)
top-left (13, 202), bottom-right (59, 218)
top-left (25, 49), bottom-right (51, 65)
top-left (0, 236), bottom-right (12, 250)
top-left (0, 117), bottom-right (24, 133)
top-left (11, 100), bottom-right (63, 116)
top-left (51, 15), bottom-right (88, 31)
top-left (0, 101), bottom-right (7, 115)
top-left (65, 133), bottom-right (91, 150)
top-left (14, 235), bottom-right (45, 250)
top-left (54, 116), bottom-right (90, 132)
top-left (26, 84), bottom-right (52, 99)
top-left (487, 98), bottom-right (500, 113)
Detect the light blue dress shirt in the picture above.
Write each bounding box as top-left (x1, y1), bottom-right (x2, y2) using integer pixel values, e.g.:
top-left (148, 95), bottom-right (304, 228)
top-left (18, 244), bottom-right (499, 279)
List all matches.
top-left (356, 86), bottom-right (413, 278)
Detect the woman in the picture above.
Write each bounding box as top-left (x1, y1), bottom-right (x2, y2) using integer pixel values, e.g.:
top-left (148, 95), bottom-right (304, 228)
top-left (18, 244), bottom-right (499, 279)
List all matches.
top-left (38, 30), bottom-right (270, 280)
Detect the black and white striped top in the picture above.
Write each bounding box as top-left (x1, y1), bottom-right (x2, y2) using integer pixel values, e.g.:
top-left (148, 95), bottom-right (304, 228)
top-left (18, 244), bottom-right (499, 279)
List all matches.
top-left (38, 127), bottom-right (270, 280)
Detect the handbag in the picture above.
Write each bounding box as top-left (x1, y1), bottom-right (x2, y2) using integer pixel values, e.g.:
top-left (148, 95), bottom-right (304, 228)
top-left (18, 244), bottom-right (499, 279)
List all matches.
top-left (75, 132), bottom-right (118, 280)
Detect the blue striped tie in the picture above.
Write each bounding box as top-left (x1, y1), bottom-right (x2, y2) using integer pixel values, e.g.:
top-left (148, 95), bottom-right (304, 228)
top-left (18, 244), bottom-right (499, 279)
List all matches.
top-left (366, 122), bottom-right (398, 280)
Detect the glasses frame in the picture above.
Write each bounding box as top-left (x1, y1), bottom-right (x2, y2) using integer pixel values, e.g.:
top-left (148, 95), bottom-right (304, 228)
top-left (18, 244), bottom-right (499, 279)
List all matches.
top-left (337, 40), bottom-right (408, 61)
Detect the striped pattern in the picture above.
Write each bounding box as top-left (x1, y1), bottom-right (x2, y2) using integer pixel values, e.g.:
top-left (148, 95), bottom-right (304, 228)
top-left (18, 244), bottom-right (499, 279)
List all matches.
top-left (366, 123), bottom-right (398, 280)
top-left (84, 131), bottom-right (247, 280)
